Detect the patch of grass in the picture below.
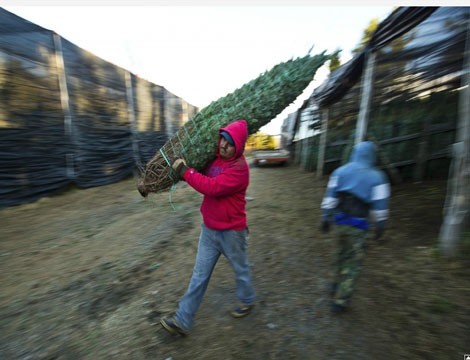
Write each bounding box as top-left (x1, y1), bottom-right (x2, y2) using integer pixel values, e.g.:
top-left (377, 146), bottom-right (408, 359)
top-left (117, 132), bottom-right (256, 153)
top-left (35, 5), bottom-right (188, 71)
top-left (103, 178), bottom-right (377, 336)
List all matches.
top-left (460, 230), bottom-right (470, 256)
top-left (424, 186), bottom-right (444, 197)
top-left (146, 262), bottom-right (161, 273)
top-left (429, 245), bottom-right (441, 259)
top-left (265, 203), bottom-right (283, 210)
top-left (428, 295), bottom-right (455, 314)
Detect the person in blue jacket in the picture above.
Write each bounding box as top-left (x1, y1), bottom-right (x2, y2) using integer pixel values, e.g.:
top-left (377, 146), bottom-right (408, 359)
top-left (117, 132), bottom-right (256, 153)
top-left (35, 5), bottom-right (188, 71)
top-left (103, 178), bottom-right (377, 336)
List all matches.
top-left (320, 141), bottom-right (390, 313)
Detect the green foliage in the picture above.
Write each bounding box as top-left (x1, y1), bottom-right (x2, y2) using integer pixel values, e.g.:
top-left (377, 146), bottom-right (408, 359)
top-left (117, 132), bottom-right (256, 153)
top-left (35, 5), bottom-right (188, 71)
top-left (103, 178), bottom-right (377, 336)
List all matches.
top-left (329, 49), bottom-right (342, 72)
top-left (461, 231), bottom-right (470, 256)
top-left (141, 51), bottom-right (330, 193)
top-left (429, 296), bottom-right (455, 314)
top-left (352, 18), bottom-right (379, 54)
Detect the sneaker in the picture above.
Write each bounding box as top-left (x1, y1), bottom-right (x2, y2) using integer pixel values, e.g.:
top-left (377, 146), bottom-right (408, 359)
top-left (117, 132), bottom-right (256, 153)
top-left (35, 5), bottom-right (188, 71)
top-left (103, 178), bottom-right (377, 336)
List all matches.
top-left (160, 317), bottom-right (188, 336)
top-left (230, 304), bottom-right (254, 318)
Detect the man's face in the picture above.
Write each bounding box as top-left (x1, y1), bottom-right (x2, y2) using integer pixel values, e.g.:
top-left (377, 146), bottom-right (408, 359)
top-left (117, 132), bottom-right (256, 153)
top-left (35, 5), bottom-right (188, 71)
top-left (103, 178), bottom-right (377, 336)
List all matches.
top-left (219, 136), bottom-right (236, 159)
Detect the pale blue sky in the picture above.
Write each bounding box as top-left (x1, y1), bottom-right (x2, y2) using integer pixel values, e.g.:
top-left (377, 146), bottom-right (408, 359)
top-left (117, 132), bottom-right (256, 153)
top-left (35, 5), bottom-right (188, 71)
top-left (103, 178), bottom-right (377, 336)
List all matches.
top-left (3, 4), bottom-right (394, 133)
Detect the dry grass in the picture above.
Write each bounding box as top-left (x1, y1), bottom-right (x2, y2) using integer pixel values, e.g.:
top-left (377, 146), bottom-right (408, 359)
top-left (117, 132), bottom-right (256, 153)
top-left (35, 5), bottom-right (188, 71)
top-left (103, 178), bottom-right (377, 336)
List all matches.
top-left (0, 164), bottom-right (468, 359)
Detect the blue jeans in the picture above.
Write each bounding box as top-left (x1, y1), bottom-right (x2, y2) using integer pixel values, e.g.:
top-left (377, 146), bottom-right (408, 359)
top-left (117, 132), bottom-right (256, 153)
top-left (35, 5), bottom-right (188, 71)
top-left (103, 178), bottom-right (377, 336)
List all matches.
top-left (174, 223), bottom-right (256, 331)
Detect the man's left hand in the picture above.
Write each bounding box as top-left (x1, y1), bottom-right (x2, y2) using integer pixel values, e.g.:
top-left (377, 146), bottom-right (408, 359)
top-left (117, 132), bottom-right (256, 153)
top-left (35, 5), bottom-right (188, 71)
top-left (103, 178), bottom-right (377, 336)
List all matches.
top-left (320, 220), bottom-right (330, 233)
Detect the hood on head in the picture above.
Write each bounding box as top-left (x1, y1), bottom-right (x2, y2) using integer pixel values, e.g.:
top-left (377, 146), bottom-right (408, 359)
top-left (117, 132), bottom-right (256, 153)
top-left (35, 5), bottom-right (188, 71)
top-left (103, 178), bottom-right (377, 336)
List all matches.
top-left (219, 119), bottom-right (248, 159)
top-left (350, 141), bottom-right (377, 166)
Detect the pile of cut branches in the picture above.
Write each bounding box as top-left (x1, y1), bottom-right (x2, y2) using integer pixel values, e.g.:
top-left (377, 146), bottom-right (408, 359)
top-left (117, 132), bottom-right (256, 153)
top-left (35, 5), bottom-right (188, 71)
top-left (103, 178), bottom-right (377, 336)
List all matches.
top-left (138, 51), bottom-right (330, 196)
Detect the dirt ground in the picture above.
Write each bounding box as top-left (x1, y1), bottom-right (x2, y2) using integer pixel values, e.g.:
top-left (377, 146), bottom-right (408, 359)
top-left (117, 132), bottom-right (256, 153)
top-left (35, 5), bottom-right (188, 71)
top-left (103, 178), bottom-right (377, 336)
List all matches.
top-left (1, 162), bottom-right (469, 360)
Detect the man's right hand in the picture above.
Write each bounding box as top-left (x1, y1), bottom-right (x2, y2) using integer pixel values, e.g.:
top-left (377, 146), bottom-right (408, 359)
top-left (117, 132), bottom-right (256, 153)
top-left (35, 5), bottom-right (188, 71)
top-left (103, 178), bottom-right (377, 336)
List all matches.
top-left (374, 226), bottom-right (385, 241)
top-left (172, 158), bottom-right (188, 178)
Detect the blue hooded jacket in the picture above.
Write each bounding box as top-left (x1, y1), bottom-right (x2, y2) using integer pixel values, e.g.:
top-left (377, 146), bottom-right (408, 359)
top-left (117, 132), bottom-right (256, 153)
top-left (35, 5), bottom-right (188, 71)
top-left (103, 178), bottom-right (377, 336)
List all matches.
top-left (321, 141), bottom-right (390, 230)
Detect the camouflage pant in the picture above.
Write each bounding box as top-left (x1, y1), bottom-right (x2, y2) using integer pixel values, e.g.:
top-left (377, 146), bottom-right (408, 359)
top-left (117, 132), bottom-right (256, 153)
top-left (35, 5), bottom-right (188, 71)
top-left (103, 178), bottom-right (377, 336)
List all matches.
top-left (332, 225), bottom-right (368, 307)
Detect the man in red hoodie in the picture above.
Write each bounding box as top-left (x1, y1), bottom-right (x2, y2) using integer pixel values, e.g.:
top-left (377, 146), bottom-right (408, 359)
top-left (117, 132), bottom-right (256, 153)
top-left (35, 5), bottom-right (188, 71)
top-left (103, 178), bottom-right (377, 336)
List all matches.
top-left (160, 119), bottom-right (256, 336)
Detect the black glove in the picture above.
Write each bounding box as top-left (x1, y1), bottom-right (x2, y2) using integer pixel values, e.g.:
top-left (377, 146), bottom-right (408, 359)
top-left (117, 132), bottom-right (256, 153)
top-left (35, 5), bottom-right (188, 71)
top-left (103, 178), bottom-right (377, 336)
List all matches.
top-left (374, 226), bottom-right (385, 241)
top-left (320, 220), bottom-right (330, 234)
top-left (172, 158), bottom-right (188, 178)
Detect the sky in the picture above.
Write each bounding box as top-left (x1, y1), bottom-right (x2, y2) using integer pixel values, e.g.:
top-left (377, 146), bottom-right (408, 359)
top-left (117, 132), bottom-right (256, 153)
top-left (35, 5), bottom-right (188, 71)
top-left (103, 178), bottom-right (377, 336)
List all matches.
top-left (2, 2), bottom-right (396, 134)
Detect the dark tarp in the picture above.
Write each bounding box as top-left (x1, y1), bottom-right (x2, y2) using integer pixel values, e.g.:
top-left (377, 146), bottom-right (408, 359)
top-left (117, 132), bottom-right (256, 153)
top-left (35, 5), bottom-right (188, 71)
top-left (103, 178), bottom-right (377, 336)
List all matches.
top-left (0, 7), bottom-right (196, 207)
top-left (315, 6), bottom-right (438, 107)
top-left (312, 52), bottom-right (365, 108)
top-left (0, 7), bottom-right (50, 34)
top-left (304, 6), bottom-right (468, 179)
top-left (369, 6), bottom-right (439, 50)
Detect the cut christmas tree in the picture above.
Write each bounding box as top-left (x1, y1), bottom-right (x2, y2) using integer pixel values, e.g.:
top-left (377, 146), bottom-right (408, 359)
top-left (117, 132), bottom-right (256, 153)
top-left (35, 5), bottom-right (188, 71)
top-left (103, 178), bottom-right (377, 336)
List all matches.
top-left (138, 51), bottom-right (330, 196)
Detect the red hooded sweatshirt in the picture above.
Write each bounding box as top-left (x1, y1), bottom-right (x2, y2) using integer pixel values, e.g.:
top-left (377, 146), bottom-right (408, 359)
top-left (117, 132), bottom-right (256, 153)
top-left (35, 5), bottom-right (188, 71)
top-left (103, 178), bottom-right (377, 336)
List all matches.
top-left (182, 119), bottom-right (249, 231)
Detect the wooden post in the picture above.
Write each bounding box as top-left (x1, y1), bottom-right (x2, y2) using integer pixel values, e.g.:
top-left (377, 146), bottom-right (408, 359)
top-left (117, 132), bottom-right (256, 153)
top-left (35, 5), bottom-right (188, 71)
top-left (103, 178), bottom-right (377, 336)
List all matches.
top-left (367, 134), bottom-right (403, 184)
top-left (159, 87), bottom-right (167, 136)
top-left (439, 13), bottom-right (470, 256)
top-left (53, 33), bottom-right (75, 179)
top-left (413, 117), bottom-right (431, 182)
top-left (355, 50), bottom-right (376, 145)
top-left (125, 71), bottom-right (142, 169)
top-left (316, 108), bottom-right (329, 179)
top-left (376, 144), bottom-right (403, 185)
